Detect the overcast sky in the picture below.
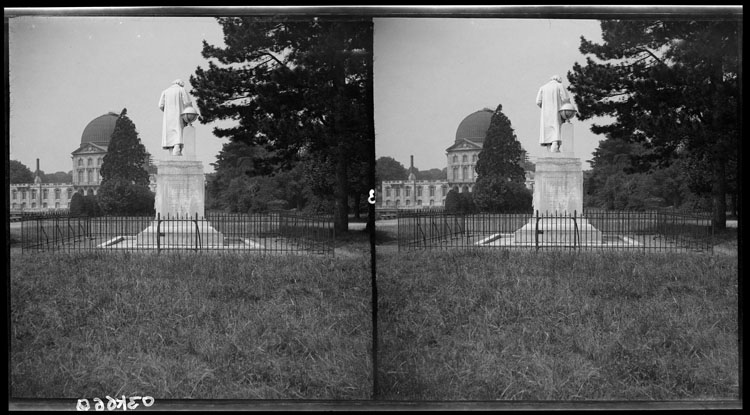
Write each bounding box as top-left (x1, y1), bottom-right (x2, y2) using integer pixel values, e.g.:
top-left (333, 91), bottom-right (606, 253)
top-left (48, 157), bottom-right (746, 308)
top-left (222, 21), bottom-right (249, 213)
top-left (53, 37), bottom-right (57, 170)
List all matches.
top-left (8, 15), bottom-right (228, 174)
top-left (374, 18), bottom-right (607, 171)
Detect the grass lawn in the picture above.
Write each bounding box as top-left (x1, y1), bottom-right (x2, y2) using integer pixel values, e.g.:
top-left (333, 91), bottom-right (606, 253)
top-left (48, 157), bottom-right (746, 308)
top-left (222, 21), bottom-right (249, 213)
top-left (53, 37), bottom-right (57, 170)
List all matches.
top-left (10, 250), bottom-right (372, 399)
top-left (376, 249), bottom-right (739, 400)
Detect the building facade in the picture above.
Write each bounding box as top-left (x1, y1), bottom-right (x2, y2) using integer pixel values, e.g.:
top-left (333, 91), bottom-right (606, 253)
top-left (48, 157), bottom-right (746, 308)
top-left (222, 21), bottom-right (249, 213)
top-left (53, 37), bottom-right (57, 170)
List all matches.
top-left (381, 108), bottom-right (532, 209)
top-left (10, 112), bottom-right (157, 213)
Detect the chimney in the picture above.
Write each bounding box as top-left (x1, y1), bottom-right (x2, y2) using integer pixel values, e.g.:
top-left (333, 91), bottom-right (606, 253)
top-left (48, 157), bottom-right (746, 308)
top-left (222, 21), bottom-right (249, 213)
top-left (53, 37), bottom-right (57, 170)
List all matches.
top-left (410, 155), bottom-right (414, 169)
top-left (36, 158), bottom-right (40, 172)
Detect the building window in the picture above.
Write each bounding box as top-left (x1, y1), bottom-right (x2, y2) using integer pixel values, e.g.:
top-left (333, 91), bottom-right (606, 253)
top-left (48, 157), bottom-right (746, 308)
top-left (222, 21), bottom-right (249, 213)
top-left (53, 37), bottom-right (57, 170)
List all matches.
top-left (462, 166), bottom-right (468, 180)
top-left (385, 200), bottom-right (391, 207)
top-left (21, 190), bottom-right (27, 199)
top-left (21, 202), bottom-right (26, 209)
top-left (55, 189), bottom-right (61, 199)
top-left (462, 155), bottom-right (468, 163)
top-left (405, 187), bottom-right (410, 197)
top-left (472, 154), bottom-right (478, 162)
top-left (385, 187), bottom-right (391, 197)
top-left (12, 190), bottom-right (17, 200)
top-left (463, 185), bottom-right (470, 193)
top-left (429, 200), bottom-right (434, 206)
top-left (88, 158), bottom-right (93, 166)
top-left (452, 155), bottom-right (458, 163)
top-left (429, 186), bottom-right (435, 197)
top-left (417, 199), bottom-right (422, 206)
top-left (78, 171), bottom-right (84, 183)
top-left (395, 188), bottom-right (400, 197)
top-left (67, 189), bottom-right (73, 199)
top-left (12, 203), bottom-right (17, 210)
top-left (395, 200), bottom-right (400, 206)
top-left (405, 200), bottom-right (410, 206)
top-left (31, 202), bottom-right (36, 208)
top-left (78, 158), bottom-right (83, 166)
top-left (43, 202), bottom-right (48, 208)
top-left (416, 186), bottom-right (422, 197)
top-left (55, 202), bottom-right (60, 208)
top-left (452, 167), bottom-right (458, 181)
top-left (31, 190), bottom-right (37, 199)
top-left (43, 189), bottom-right (49, 199)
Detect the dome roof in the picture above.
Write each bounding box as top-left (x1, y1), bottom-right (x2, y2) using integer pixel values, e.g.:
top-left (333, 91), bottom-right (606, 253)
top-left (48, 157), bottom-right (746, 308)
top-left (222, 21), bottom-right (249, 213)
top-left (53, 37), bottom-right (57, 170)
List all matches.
top-left (80, 112), bottom-right (119, 146)
top-left (454, 108), bottom-right (493, 144)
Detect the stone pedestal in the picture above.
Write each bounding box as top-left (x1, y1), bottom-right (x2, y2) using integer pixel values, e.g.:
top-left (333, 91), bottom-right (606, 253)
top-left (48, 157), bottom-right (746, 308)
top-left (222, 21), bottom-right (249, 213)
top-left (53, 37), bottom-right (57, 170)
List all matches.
top-left (136, 125), bottom-right (224, 248)
top-left (532, 155), bottom-right (583, 215)
top-left (514, 148), bottom-right (602, 245)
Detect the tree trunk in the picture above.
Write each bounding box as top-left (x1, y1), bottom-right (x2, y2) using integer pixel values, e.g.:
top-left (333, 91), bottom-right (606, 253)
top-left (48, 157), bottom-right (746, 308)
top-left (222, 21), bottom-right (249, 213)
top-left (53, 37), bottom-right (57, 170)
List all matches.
top-left (334, 151), bottom-right (349, 234)
top-left (711, 155), bottom-right (727, 230)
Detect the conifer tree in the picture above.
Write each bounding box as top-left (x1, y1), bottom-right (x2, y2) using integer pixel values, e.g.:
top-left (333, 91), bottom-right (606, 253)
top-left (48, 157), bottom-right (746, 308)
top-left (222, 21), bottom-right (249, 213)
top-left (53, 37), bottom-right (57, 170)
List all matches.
top-left (97, 108), bottom-right (154, 215)
top-left (472, 104), bottom-right (532, 212)
top-left (191, 17), bottom-right (373, 233)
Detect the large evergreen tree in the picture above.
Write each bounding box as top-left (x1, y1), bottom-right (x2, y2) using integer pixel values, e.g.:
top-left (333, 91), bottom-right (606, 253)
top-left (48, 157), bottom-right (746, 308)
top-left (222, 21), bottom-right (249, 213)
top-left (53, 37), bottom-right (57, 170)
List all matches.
top-left (568, 19), bottom-right (740, 228)
top-left (472, 104), bottom-right (532, 213)
top-left (375, 156), bottom-right (408, 183)
top-left (191, 17), bottom-right (373, 233)
top-left (97, 108), bottom-right (154, 215)
top-left (9, 160), bottom-right (35, 184)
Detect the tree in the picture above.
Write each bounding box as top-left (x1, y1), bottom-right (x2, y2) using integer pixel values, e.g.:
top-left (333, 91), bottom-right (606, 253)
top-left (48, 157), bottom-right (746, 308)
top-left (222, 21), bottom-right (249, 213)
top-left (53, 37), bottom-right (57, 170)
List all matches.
top-left (9, 160), bottom-right (34, 184)
top-left (42, 171), bottom-right (73, 184)
top-left (97, 109), bottom-right (154, 215)
top-left (568, 19), bottom-right (740, 228)
top-left (69, 192), bottom-right (85, 216)
top-left (376, 156), bottom-right (408, 183)
top-left (472, 104), bottom-right (532, 213)
top-left (416, 168), bottom-right (447, 181)
top-left (191, 17), bottom-right (373, 233)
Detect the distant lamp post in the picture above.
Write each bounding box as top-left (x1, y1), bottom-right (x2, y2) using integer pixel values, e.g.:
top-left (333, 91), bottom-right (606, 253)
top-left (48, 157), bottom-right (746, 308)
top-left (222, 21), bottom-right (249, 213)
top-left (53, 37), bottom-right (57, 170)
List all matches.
top-left (559, 102), bottom-right (577, 123)
top-left (181, 106), bottom-right (199, 126)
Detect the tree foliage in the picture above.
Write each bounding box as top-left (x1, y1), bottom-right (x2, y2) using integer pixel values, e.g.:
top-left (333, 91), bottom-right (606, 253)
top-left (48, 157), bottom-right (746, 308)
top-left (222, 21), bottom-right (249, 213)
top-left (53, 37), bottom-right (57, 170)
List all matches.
top-left (472, 104), bottom-right (532, 213)
top-left (376, 156), bottom-right (408, 183)
top-left (568, 19), bottom-right (740, 227)
top-left (191, 17), bottom-right (373, 232)
top-left (100, 109), bottom-right (150, 186)
top-left (98, 109), bottom-right (154, 215)
top-left (9, 160), bottom-right (35, 184)
top-left (69, 192), bottom-right (85, 216)
top-left (97, 178), bottom-right (155, 216)
top-left (444, 189), bottom-right (477, 214)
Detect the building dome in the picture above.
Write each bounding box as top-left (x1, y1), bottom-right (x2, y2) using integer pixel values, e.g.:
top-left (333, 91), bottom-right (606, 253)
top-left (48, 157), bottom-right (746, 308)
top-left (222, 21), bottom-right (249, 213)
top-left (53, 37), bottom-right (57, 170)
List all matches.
top-left (80, 112), bottom-right (119, 146)
top-left (454, 108), bottom-right (493, 144)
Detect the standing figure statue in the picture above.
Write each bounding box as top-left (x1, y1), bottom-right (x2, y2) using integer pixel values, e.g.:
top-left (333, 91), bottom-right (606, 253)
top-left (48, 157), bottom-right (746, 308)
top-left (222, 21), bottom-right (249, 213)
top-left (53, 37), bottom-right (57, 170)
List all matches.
top-left (159, 79), bottom-right (193, 156)
top-left (536, 75), bottom-right (571, 153)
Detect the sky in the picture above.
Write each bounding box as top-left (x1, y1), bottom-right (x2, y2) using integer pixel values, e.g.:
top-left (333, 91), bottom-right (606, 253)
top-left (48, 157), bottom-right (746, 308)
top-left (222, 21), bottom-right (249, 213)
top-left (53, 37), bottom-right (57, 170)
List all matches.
top-left (8, 15), bottom-right (228, 174)
top-left (374, 18), bottom-right (607, 171)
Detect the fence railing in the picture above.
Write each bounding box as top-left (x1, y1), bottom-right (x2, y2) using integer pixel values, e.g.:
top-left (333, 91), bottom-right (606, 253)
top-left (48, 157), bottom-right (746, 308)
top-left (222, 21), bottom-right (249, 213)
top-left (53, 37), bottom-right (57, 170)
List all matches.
top-left (397, 209), bottom-right (714, 252)
top-left (18, 211), bottom-right (335, 255)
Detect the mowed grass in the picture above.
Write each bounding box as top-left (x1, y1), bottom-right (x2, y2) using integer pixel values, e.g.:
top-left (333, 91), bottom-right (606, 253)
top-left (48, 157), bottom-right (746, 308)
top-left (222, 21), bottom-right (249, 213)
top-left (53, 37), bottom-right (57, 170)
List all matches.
top-left (10, 250), bottom-right (371, 399)
top-left (377, 250), bottom-right (738, 400)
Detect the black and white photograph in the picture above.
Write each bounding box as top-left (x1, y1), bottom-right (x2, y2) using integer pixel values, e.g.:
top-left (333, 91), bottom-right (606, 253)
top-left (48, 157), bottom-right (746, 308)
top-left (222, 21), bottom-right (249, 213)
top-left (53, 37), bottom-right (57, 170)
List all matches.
top-left (8, 11), bottom-right (375, 405)
top-left (7, 6), bottom-right (741, 411)
top-left (372, 13), bottom-right (740, 403)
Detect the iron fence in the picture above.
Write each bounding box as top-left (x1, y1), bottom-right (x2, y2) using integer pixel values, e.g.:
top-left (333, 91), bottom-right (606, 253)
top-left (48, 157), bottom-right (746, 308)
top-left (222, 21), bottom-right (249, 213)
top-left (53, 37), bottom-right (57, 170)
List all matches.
top-left (17, 211), bottom-right (335, 255)
top-left (397, 209), bottom-right (714, 252)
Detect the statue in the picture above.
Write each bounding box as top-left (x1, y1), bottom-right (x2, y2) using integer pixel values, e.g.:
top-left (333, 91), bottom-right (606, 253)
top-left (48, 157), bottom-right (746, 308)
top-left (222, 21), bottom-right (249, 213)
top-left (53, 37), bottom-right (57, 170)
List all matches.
top-left (536, 75), bottom-right (571, 153)
top-left (159, 79), bottom-right (193, 156)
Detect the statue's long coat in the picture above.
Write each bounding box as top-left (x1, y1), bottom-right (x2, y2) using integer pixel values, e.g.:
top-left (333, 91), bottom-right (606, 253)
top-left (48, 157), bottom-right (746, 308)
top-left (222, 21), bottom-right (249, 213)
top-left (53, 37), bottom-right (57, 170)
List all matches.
top-left (536, 80), bottom-right (570, 145)
top-left (159, 83), bottom-right (192, 149)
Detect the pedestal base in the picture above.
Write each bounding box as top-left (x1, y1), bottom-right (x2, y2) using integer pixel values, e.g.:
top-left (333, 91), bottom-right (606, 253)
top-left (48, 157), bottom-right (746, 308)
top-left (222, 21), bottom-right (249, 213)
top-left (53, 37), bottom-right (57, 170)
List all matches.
top-left (514, 217), bottom-right (603, 245)
top-left (154, 159), bottom-right (206, 219)
top-left (136, 220), bottom-right (225, 248)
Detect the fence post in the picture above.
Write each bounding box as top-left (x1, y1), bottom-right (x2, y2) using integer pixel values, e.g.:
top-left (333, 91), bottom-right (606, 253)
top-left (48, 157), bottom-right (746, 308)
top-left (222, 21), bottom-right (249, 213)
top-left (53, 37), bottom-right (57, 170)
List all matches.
top-left (535, 210), bottom-right (540, 251)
